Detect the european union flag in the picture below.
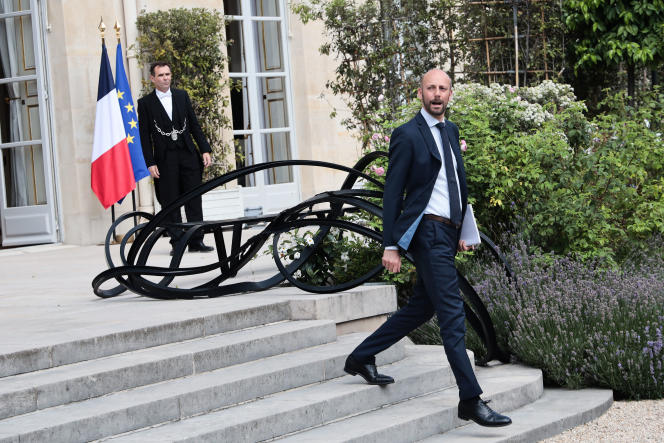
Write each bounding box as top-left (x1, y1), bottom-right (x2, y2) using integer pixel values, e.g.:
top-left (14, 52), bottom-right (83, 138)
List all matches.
top-left (115, 42), bottom-right (149, 182)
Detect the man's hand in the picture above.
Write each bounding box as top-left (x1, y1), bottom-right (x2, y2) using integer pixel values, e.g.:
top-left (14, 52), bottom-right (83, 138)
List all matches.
top-left (148, 165), bottom-right (160, 178)
top-left (202, 152), bottom-right (212, 168)
top-left (382, 249), bottom-right (402, 273)
top-left (457, 240), bottom-right (474, 252)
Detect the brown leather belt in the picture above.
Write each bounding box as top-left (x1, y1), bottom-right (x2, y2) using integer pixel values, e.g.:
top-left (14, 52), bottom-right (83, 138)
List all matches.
top-left (423, 214), bottom-right (461, 229)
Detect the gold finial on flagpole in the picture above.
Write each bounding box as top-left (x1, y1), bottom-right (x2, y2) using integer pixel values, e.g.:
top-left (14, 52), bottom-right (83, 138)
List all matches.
top-left (98, 17), bottom-right (106, 44)
top-left (114, 19), bottom-right (121, 44)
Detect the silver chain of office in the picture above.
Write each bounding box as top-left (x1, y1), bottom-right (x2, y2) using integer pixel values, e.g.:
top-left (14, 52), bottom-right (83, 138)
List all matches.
top-left (154, 118), bottom-right (187, 141)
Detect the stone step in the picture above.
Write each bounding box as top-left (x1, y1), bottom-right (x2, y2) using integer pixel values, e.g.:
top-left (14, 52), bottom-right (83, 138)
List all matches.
top-left (275, 358), bottom-right (543, 442)
top-left (0, 319), bottom-right (337, 420)
top-left (106, 345), bottom-right (456, 442)
top-left (418, 387), bottom-right (613, 442)
top-left (0, 333), bottom-right (405, 443)
top-left (1, 284), bottom-right (398, 380)
top-left (0, 300), bottom-right (292, 378)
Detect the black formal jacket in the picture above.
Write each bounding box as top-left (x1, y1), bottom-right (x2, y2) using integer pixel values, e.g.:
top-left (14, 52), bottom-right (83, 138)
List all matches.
top-left (382, 111), bottom-right (468, 251)
top-left (137, 88), bottom-right (211, 168)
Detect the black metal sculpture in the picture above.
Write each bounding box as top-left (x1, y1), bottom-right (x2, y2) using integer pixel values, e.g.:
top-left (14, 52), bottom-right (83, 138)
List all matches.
top-left (92, 152), bottom-right (511, 365)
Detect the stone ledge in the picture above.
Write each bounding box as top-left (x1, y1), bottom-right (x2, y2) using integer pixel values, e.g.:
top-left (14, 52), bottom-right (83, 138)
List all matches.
top-left (287, 284), bottom-right (397, 324)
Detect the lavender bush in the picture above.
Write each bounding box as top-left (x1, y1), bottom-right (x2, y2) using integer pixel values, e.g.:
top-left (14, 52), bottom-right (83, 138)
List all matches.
top-left (464, 238), bottom-right (664, 399)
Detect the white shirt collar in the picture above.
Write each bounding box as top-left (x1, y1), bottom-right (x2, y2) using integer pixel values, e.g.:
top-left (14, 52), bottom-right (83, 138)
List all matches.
top-left (420, 108), bottom-right (446, 128)
top-left (156, 88), bottom-right (171, 99)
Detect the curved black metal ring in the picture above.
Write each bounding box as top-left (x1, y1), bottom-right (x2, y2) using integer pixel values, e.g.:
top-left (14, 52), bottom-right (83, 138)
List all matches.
top-left (92, 152), bottom-right (513, 363)
top-left (96, 211), bottom-right (153, 298)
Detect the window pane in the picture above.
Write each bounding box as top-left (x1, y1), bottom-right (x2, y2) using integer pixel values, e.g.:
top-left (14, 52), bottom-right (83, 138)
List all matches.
top-left (2, 144), bottom-right (46, 207)
top-left (254, 20), bottom-right (283, 73)
top-left (0, 14), bottom-right (36, 79)
top-left (223, 0), bottom-right (241, 15)
top-left (226, 20), bottom-right (246, 73)
top-left (230, 77), bottom-right (251, 131)
top-left (263, 132), bottom-right (292, 184)
top-left (0, 81), bottom-right (41, 142)
top-left (235, 135), bottom-right (256, 188)
top-left (259, 77), bottom-right (288, 129)
top-left (251, 0), bottom-right (279, 17)
top-left (0, 0), bottom-right (29, 14)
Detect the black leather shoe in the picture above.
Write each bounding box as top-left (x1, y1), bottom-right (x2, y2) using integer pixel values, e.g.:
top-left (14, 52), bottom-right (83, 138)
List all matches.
top-left (188, 241), bottom-right (214, 253)
top-left (458, 397), bottom-right (512, 427)
top-left (344, 355), bottom-right (394, 385)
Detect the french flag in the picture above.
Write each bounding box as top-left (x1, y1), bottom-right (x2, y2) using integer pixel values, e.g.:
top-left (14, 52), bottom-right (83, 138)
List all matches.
top-left (91, 43), bottom-right (135, 209)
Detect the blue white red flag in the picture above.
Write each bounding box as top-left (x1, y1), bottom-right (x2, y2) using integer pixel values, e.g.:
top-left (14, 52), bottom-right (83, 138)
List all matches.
top-left (91, 43), bottom-right (135, 209)
top-left (115, 42), bottom-right (149, 183)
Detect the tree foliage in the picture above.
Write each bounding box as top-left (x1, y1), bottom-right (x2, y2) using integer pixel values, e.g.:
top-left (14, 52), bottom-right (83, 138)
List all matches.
top-left (565, 0), bottom-right (664, 96)
top-left (292, 0), bottom-right (575, 138)
top-left (136, 8), bottom-right (233, 179)
top-left (292, 0), bottom-right (457, 144)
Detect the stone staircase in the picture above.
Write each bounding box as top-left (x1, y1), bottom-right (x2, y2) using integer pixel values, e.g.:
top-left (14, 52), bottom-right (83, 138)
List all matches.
top-left (0, 286), bottom-right (612, 443)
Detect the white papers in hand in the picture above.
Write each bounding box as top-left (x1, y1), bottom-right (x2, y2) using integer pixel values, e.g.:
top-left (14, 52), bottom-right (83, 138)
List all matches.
top-left (460, 204), bottom-right (481, 246)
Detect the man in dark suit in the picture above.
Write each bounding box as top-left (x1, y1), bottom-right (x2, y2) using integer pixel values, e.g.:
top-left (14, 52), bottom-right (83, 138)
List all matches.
top-left (344, 69), bottom-right (512, 427)
top-left (138, 61), bottom-right (213, 254)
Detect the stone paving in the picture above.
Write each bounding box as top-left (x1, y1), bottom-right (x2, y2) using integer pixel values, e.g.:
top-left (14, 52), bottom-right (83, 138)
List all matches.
top-left (0, 236), bottom-right (282, 357)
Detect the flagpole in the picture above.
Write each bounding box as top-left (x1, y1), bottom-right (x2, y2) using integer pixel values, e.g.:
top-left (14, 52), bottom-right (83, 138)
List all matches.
top-left (98, 16), bottom-right (105, 44)
top-left (98, 17), bottom-right (120, 242)
top-left (114, 18), bottom-right (138, 231)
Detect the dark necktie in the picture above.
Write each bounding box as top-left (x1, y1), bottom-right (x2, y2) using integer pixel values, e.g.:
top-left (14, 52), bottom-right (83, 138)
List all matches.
top-left (436, 122), bottom-right (462, 226)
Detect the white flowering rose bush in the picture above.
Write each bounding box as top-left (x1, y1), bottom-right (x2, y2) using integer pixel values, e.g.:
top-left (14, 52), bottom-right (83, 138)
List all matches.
top-left (448, 82), bottom-right (585, 132)
top-left (451, 84), bottom-right (664, 260)
top-left (518, 80), bottom-right (577, 109)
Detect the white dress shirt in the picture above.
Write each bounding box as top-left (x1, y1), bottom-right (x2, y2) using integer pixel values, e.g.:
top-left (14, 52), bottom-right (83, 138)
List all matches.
top-left (419, 108), bottom-right (462, 219)
top-left (156, 88), bottom-right (173, 121)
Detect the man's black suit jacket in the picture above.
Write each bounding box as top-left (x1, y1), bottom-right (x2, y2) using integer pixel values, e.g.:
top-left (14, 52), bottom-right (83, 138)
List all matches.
top-left (382, 111), bottom-right (468, 251)
top-left (137, 88), bottom-right (211, 168)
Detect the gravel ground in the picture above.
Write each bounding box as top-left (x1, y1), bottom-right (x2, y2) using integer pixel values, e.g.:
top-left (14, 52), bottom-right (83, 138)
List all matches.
top-left (544, 398), bottom-right (664, 442)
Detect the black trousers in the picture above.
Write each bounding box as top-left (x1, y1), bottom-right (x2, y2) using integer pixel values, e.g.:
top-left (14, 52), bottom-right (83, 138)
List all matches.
top-left (350, 218), bottom-right (483, 400)
top-left (155, 147), bottom-right (204, 245)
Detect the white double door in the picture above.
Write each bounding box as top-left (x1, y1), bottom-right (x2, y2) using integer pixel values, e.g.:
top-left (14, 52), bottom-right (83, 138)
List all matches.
top-left (0, 0), bottom-right (57, 246)
top-left (227, 0), bottom-right (300, 216)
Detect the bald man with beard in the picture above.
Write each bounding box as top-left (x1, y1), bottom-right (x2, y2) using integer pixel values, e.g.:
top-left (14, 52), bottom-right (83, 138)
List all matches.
top-left (343, 69), bottom-right (512, 428)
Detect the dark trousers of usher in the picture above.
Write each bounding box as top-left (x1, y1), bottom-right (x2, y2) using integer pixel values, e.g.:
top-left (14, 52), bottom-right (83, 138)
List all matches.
top-left (155, 146), bottom-right (204, 245)
top-left (349, 217), bottom-right (483, 400)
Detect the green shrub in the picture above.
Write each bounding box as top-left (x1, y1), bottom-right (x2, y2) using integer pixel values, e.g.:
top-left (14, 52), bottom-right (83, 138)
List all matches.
top-left (270, 225), bottom-right (384, 288)
top-left (364, 81), bottom-right (664, 262)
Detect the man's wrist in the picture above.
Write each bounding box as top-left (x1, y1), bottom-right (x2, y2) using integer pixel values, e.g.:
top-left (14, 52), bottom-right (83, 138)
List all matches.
top-left (384, 246), bottom-right (398, 251)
